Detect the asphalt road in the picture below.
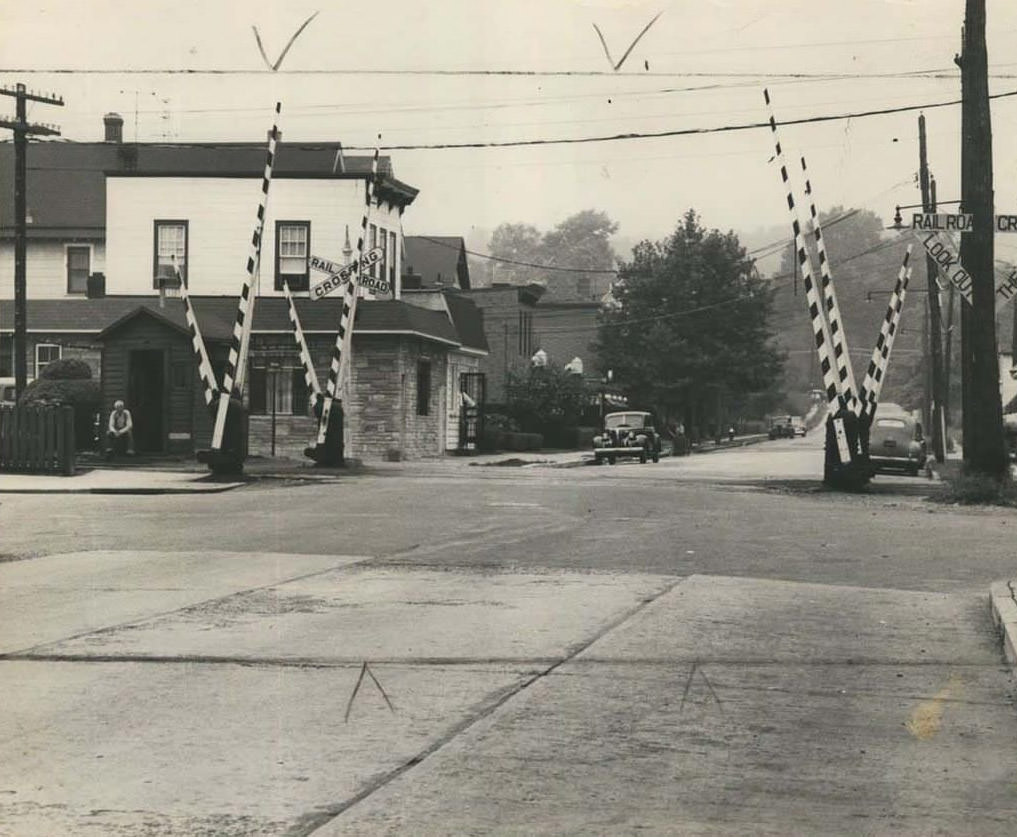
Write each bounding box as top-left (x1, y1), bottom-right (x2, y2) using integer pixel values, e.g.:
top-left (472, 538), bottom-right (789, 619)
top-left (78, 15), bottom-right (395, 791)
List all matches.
top-left (1, 435), bottom-right (1015, 835)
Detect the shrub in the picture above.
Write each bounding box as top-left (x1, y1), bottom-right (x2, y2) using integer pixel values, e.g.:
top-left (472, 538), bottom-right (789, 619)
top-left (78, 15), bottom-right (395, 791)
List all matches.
top-left (20, 378), bottom-right (102, 449)
top-left (939, 470), bottom-right (1017, 506)
top-left (505, 364), bottom-right (589, 436)
top-left (39, 358), bottom-right (92, 380)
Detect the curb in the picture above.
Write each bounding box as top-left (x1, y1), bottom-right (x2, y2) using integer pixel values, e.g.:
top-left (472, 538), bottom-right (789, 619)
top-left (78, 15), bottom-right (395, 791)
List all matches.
top-left (691, 434), bottom-right (770, 455)
top-left (0, 483), bottom-right (243, 496)
top-left (989, 580), bottom-right (1017, 672)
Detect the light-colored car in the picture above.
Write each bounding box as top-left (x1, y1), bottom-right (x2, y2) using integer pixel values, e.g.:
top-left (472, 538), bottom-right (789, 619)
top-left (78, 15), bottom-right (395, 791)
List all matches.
top-left (0, 377), bottom-right (17, 407)
top-left (869, 413), bottom-right (927, 476)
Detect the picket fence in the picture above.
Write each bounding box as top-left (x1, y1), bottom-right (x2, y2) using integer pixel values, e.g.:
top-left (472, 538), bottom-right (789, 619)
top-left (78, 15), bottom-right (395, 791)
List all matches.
top-left (0, 405), bottom-right (75, 475)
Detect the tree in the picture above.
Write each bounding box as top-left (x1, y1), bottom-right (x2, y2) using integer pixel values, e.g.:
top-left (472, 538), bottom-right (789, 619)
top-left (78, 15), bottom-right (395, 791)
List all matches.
top-left (541, 210), bottom-right (618, 302)
top-left (489, 222), bottom-right (544, 286)
top-left (487, 210), bottom-right (619, 301)
top-left (596, 210), bottom-right (783, 435)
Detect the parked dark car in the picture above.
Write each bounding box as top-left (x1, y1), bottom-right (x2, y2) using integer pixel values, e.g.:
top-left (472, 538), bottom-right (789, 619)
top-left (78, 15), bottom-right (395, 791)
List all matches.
top-left (869, 413), bottom-right (927, 476)
top-left (593, 411), bottom-right (661, 464)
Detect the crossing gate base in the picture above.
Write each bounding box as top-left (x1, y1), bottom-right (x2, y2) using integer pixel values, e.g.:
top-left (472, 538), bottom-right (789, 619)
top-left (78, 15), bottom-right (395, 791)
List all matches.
top-left (196, 398), bottom-right (249, 476)
top-left (304, 399), bottom-right (344, 467)
top-left (823, 409), bottom-right (871, 491)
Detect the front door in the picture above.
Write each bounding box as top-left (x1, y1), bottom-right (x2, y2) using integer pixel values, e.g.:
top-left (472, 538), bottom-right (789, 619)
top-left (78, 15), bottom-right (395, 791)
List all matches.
top-left (128, 349), bottom-right (165, 453)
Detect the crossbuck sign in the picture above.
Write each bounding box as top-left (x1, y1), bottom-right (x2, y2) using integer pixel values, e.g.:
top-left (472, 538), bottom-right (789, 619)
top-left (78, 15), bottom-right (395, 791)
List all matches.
top-left (309, 248), bottom-right (385, 300)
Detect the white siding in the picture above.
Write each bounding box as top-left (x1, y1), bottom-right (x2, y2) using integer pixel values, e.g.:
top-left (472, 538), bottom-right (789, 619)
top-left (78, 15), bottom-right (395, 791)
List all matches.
top-left (0, 240), bottom-right (106, 300)
top-left (105, 177), bottom-right (402, 297)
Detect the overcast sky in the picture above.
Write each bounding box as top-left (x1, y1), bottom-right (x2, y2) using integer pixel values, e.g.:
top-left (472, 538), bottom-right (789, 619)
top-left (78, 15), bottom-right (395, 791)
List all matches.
top-left (3, 0), bottom-right (1017, 260)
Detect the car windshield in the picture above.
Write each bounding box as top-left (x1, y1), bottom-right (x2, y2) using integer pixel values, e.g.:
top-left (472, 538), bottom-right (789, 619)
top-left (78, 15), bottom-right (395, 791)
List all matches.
top-left (605, 413), bottom-right (648, 430)
top-left (876, 418), bottom-right (907, 429)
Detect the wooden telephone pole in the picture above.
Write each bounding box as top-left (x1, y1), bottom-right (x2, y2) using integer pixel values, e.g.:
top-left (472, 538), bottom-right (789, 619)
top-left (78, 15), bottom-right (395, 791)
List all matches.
top-left (956, 0), bottom-right (1006, 477)
top-left (0, 84), bottom-right (63, 398)
top-left (917, 114), bottom-right (947, 462)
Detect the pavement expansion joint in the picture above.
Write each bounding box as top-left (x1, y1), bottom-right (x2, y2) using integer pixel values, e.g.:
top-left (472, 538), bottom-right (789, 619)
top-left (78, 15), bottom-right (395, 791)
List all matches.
top-left (291, 575), bottom-right (688, 836)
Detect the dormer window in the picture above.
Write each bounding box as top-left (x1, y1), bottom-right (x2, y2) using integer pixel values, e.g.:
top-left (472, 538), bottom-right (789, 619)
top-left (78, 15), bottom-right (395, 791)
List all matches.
top-left (275, 221), bottom-right (310, 291)
top-left (154, 220), bottom-right (187, 288)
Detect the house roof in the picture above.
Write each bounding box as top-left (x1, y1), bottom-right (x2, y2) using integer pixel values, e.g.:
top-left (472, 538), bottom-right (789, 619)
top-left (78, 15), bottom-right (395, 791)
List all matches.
top-left (0, 140), bottom-right (416, 237)
top-left (442, 293), bottom-right (488, 353)
top-left (403, 236), bottom-right (470, 290)
top-left (0, 295), bottom-right (465, 348)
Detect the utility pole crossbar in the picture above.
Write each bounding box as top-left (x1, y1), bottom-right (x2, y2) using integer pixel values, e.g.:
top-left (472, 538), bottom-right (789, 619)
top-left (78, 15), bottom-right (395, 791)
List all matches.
top-left (0, 84), bottom-right (64, 399)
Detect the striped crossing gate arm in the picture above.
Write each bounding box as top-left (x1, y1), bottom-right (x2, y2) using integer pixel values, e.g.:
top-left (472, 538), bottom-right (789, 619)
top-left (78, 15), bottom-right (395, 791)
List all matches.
top-left (316, 147), bottom-right (380, 445)
top-left (283, 279), bottom-right (322, 397)
top-left (212, 101), bottom-right (281, 451)
top-left (175, 257), bottom-right (219, 409)
top-left (800, 155), bottom-right (859, 413)
top-left (857, 247), bottom-right (912, 420)
top-left (764, 89), bottom-right (844, 411)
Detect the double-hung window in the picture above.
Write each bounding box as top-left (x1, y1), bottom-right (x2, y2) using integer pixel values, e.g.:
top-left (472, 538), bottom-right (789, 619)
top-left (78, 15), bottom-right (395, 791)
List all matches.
top-left (66, 245), bottom-right (91, 294)
top-left (275, 221), bottom-right (310, 291)
top-left (153, 220), bottom-right (187, 288)
top-left (35, 344), bottom-right (61, 378)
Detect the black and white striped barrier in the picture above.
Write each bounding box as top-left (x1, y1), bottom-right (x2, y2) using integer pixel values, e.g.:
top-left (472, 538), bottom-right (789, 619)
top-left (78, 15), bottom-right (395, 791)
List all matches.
top-left (175, 257), bottom-right (219, 409)
top-left (765, 89), bottom-right (871, 488)
top-left (211, 101), bottom-right (280, 455)
top-left (764, 90), bottom-right (843, 411)
top-left (857, 247), bottom-right (912, 421)
top-left (801, 155), bottom-right (859, 412)
top-left (309, 146), bottom-right (380, 462)
top-left (283, 279), bottom-right (322, 399)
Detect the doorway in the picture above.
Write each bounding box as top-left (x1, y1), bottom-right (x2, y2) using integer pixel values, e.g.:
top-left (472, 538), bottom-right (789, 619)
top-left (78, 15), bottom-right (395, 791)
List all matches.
top-left (128, 349), bottom-right (165, 453)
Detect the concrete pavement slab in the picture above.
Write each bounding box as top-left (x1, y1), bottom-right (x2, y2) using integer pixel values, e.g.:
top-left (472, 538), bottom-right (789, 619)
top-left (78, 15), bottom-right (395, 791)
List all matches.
top-left (0, 660), bottom-right (534, 837)
top-left (313, 575), bottom-right (1017, 836)
top-left (582, 574), bottom-right (1001, 665)
top-left (315, 660), bottom-right (1017, 836)
top-left (0, 551), bottom-right (368, 654)
top-left (31, 568), bottom-right (674, 663)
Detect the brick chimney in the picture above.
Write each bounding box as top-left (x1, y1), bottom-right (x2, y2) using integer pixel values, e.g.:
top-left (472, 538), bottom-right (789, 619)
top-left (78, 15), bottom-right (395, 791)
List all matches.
top-left (103, 113), bottom-right (124, 143)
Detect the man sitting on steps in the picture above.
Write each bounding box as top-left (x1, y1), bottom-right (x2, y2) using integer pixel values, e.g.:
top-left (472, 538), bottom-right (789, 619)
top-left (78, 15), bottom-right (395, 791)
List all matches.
top-left (106, 399), bottom-right (135, 459)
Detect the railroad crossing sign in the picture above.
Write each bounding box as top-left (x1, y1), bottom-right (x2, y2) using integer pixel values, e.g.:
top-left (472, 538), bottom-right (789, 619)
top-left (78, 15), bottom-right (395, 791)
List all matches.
top-left (916, 230), bottom-right (1017, 306)
top-left (911, 212), bottom-right (973, 232)
top-left (910, 212), bottom-right (1017, 233)
top-left (309, 247), bottom-right (383, 300)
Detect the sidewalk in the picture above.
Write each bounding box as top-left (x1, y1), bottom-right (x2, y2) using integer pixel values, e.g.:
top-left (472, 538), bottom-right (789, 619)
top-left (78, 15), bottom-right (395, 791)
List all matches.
top-left (0, 433), bottom-right (773, 492)
top-left (0, 467), bottom-right (243, 494)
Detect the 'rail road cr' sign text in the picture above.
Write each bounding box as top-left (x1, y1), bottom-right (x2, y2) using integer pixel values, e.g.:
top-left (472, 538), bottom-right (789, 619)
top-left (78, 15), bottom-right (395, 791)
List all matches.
top-left (309, 248), bottom-right (383, 300)
top-left (911, 213), bottom-right (974, 232)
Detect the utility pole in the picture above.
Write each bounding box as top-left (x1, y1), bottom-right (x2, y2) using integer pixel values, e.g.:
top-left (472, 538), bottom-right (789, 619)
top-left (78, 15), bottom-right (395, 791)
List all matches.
top-left (937, 176), bottom-right (957, 432)
top-left (956, 0), bottom-right (1006, 478)
top-left (918, 114), bottom-right (946, 462)
top-left (0, 84), bottom-right (63, 398)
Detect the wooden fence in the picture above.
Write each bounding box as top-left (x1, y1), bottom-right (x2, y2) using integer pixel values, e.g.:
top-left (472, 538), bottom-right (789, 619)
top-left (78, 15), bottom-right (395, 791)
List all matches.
top-left (0, 405), bottom-right (75, 475)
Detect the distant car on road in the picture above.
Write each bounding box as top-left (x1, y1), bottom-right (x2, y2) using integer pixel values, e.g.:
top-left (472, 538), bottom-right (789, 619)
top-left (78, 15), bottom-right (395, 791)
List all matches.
top-left (869, 413), bottom-right (927, 476)
top-left (768, 415), bottom-right (807, 439)
top-left (593, 411), bottom-right (661, 464)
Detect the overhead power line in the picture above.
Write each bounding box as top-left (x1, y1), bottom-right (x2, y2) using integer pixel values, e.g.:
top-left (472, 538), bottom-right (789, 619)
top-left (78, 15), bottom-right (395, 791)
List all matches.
top-left (532, 235), bottom-right (911, 335)
top-left (0, 66), bottom-right (968, 78)
top-left (341, 88), bottom-right (1017, 151)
